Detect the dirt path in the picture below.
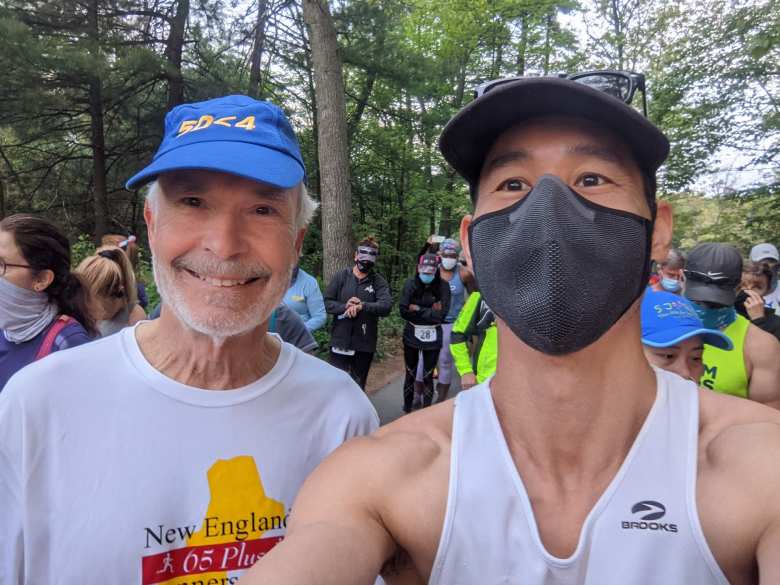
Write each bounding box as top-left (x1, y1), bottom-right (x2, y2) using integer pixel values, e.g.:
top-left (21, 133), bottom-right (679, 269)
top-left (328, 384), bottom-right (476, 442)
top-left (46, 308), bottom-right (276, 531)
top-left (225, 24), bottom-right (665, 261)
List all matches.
top-left (366, 350), bottom-right (404, 395)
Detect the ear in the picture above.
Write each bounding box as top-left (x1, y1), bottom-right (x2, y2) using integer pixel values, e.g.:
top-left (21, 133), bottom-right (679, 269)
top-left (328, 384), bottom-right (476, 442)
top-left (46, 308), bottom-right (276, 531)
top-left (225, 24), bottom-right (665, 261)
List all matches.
top-left (459, 214), bottom-right (473, 269)
top-left (294, 227), bottom-right (306, 256)
top-left (650, 201), bottom-right (673, 263)
top-left (34, 269), bottom-right (55, 292)
top-left (143, 199), bottom-right (156, 251)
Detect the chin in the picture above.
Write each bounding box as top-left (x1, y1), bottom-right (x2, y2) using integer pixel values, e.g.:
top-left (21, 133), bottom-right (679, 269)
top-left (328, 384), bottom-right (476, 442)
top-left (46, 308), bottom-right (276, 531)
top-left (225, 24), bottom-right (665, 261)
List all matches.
top-left (154, 260), bottom-right (283, 340)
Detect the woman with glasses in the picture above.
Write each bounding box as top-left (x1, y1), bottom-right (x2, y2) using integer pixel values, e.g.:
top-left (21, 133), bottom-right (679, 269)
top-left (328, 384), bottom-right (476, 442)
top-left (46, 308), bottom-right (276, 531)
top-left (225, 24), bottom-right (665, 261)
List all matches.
top-left (0, 214), bottom-right (94, 391)
top-left (75, 246), bottom-right (147, 337)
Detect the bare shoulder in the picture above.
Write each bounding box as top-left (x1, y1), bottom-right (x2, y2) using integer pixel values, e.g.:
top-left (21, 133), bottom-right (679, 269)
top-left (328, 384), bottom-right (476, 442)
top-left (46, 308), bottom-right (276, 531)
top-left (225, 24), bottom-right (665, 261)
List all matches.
top-left (297, 400), bottom-right (454, 500)
top-left (699, 388), bottom-right (780, 479)
top-left (700, 388), bottom-right (780, 442)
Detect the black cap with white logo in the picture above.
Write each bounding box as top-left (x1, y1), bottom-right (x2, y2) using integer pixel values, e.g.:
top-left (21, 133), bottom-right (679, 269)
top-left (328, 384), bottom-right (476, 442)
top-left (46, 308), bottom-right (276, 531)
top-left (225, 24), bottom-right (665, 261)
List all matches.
top-left (684, 243), bottom-right (743, 306)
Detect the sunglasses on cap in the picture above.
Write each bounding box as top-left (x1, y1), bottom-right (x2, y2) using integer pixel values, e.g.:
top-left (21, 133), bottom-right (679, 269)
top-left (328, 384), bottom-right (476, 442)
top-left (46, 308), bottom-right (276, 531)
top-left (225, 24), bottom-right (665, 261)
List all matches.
top-left (356, 246), bottom-right (378, 257)
top-left (474, 70), bottom-right (648, 117)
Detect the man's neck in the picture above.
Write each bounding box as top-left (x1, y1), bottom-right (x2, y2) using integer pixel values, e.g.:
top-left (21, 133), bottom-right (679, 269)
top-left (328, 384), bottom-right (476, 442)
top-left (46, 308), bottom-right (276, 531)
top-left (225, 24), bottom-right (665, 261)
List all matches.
top-left (490, 307), bottom-right (657, 486)
top-left (440, 268), bottom-right (455, 282)
top-left (352, 265), bottom-right (368, 280)
top-left (135, 311), bottom-right (280, 390)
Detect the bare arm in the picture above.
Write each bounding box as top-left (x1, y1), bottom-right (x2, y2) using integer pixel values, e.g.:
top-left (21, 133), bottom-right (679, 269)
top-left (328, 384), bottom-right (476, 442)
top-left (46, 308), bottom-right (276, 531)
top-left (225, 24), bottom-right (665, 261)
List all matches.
top-left (240, 437), bottom-right (396, 585)
top-left (758, 520), bottom-right (780, 584)
top-left (746, 326), bottom-right (780, 409)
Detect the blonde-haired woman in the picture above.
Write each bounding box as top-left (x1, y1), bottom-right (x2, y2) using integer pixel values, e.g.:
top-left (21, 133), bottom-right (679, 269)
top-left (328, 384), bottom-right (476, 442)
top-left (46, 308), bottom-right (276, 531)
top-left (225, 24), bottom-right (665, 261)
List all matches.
top-left (76, 246), bottom-right (146, 337)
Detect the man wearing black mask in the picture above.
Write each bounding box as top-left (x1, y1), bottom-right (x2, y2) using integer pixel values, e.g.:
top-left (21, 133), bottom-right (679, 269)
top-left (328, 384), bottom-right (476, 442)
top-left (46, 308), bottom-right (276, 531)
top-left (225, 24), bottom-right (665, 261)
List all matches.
top-left (324, 236), bottom-right (392, 389)
top-left (245, 74), bottom-right (780, 584)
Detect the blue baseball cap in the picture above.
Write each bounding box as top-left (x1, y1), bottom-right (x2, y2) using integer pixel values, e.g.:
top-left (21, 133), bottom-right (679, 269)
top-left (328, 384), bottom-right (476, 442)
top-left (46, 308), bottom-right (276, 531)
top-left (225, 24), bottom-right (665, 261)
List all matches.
top-left (126, 95), bottom-right (305, 190)
top-left (641, 290), bottom-right (732, 350)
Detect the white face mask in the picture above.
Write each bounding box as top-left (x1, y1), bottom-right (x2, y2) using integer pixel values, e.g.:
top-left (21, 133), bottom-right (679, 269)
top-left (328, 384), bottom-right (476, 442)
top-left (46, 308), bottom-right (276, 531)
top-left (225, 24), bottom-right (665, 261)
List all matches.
top-left (0, 276), bottom-right (58, 343)
top-left (441, 257), bottom-right (458, 271)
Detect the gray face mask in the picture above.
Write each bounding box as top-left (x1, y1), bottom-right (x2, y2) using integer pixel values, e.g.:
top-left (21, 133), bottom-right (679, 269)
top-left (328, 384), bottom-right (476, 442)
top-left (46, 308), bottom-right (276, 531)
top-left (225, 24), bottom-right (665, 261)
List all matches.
top-left (468, 174), bottom-right (652, 355)
top-left (0, 276), bottom-right (58, 343)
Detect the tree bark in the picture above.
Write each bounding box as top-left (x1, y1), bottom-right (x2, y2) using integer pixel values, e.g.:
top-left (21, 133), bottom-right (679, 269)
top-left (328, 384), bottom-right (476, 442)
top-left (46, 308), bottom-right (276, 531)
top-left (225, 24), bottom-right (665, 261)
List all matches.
top-left (302, 0), bottom-right (353, 283)
top-left (248, 0), bottom-right (268, 98)
top-left (165, 0), bottom-right (189, 110)
top-left (517, 13), bottom-right (528, 75)
top-left (87, 0), bottom-right (109, 241)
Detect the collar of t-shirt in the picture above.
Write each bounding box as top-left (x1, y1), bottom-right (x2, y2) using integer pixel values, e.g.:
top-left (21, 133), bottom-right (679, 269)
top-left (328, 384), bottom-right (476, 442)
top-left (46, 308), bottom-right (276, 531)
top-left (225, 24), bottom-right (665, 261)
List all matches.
top-left (119, 325), bottom-right (295, 407)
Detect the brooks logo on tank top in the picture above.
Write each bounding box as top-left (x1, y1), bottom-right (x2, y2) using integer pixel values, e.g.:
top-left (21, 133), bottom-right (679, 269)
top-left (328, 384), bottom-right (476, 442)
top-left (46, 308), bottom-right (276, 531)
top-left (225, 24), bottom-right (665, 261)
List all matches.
top-left (429, 368), bottom-right (730, 585)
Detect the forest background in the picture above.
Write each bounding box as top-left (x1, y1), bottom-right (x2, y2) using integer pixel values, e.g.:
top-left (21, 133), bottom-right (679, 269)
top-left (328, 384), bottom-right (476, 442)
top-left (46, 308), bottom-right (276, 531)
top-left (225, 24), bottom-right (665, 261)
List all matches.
top-left (0, 0), bottom-right (778, 312)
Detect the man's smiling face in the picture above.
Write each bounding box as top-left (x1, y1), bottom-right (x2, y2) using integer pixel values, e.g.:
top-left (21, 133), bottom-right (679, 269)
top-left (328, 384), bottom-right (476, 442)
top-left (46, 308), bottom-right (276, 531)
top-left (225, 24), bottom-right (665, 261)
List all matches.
top-left (145, 170), bottom-right (304, 338)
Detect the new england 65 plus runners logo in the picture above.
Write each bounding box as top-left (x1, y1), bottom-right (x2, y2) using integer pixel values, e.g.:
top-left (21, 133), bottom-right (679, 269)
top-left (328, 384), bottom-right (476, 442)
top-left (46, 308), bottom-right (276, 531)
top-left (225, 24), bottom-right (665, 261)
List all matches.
top-left (141, 456), bottom-right (288, 585)
top-left (621, 500), bottom-right (678, 533)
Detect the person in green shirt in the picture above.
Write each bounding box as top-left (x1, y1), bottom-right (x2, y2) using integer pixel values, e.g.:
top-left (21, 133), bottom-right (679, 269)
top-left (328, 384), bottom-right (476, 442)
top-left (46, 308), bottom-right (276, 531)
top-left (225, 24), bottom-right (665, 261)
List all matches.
top-left (449, 290), bottom-right (497, 388)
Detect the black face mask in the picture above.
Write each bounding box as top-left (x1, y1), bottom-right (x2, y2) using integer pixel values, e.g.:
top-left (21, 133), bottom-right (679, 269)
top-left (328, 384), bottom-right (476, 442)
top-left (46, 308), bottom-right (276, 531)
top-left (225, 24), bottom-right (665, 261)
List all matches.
top-left (356, 260), bottom-right (374, 273)
top-left (468, 175), bottom-right (653, 355)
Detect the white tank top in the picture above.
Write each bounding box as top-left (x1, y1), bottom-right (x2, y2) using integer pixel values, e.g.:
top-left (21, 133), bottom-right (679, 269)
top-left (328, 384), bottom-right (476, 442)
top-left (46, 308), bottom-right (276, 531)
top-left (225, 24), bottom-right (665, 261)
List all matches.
top-left (429, 369), bottom-right (731, 585)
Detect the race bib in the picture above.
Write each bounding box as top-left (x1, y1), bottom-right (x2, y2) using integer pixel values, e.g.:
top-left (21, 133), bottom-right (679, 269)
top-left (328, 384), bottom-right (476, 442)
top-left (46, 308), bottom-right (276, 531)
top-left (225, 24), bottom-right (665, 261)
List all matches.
top-left (413, 325), bottom-right (437, 343)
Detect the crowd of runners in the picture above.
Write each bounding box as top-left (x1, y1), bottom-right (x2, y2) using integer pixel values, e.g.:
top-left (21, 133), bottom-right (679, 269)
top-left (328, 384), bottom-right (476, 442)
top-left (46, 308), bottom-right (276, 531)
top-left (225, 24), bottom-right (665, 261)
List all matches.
top-left (1, 72), bottom-right (780, 584)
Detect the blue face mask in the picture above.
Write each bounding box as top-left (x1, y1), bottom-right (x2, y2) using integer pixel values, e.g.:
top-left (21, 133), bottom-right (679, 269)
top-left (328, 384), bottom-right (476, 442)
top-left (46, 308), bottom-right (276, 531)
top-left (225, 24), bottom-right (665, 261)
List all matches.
top-left (419, 273), bottom-right (435, 284)
top-left (692, 303), bottom-right (737, 330)
top-left (661, 277), bottom-right (681, 292)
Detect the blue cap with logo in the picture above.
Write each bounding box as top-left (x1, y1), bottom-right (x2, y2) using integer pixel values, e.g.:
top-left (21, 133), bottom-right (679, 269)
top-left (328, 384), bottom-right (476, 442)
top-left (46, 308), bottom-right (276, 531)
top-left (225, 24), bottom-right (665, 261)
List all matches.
top-left (641, 289), bottom-right (732, 350)
top-left (126, 95), bottom-right (305, 190)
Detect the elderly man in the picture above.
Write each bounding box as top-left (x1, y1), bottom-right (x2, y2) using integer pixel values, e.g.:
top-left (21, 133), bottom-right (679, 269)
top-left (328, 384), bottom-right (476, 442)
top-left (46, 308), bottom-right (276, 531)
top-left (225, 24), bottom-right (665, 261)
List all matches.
top-left (0, 95), bottom-right (378, 582)
top-left (243, 74), bottom-right (780, 584)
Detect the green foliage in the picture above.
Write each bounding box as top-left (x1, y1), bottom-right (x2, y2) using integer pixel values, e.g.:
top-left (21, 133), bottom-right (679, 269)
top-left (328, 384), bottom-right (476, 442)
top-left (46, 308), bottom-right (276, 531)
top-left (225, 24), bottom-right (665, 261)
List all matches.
top-left (1, 0), bottom-right (776, 357)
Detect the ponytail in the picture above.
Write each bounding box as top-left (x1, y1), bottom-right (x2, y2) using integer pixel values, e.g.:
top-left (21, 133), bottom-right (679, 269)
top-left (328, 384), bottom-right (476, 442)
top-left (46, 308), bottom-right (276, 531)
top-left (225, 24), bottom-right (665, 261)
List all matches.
top-left (53, 272), bottom-right (97, 337)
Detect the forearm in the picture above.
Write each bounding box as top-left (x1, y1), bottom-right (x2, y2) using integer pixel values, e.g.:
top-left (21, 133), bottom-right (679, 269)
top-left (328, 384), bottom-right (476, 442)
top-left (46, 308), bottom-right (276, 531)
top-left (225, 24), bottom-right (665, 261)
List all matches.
top-left (450, 342), bottom-right (474, 376)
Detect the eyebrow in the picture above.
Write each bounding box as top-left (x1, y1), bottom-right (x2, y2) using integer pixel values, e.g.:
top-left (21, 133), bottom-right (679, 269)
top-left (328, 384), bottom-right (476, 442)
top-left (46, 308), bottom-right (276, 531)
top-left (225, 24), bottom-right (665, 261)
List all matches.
top-left (251, 186), bottom-right (290, 202)
top-left (566, 143), bottom-right (624, 165)
top-left (483, 149), bottom-right (531, 172)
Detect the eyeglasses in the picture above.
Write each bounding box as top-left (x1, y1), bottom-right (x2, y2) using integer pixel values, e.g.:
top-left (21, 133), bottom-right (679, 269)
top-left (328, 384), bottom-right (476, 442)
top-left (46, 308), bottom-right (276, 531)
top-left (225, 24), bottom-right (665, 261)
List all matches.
top-left (0, 259), bottom-right (33, 277)
top-left (474, 70), bottom-right (648, 117)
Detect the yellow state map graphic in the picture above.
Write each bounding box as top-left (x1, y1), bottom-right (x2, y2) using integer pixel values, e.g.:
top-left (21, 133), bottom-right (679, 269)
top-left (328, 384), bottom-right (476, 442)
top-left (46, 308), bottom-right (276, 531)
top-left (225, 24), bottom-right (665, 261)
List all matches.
top-left (159, 455), bottom-right (285, 585)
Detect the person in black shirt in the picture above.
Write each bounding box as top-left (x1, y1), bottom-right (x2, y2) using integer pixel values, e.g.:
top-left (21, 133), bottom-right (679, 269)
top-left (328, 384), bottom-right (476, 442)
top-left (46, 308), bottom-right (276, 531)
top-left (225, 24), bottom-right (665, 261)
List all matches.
top-left (399, 253), bottom-right (450, 412)
top-left (324, 237), bottom-right (392, 389)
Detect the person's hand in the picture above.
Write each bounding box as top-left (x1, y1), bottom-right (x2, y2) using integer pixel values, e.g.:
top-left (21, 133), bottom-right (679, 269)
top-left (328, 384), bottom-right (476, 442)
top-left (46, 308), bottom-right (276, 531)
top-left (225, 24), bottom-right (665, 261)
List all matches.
top-left (345, 303), bottom-right (362, 318)
top-left (347, 297), bottom-right (361, 306)
top-left (432, 302), bottom-right (442, 311)
top-left (461, 373), bottom-right (477, 389)
top-left (744, 289), bottom-right (766, 321)
top-left (409, 304), bottom-right (420, 311)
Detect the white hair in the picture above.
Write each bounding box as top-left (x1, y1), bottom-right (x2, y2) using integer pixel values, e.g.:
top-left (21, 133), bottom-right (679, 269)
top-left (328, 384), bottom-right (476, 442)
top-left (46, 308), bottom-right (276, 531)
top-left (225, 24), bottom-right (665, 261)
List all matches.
top-left (145, 179), bottom-right (317, 230)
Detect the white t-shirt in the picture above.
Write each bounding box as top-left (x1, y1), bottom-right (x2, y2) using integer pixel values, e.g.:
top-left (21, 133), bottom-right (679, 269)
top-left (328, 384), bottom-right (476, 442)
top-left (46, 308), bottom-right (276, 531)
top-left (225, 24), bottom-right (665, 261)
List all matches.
top-left (0, 326), bottom-right (379, 584)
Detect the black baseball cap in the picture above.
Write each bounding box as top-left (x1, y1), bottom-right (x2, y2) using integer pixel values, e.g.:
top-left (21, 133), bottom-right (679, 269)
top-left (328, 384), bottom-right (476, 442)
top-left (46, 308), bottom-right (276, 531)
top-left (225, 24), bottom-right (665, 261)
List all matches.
top-left (684, 243), bottom-right (743, 306)
top-left (438, 76), bottom-right (670, 192)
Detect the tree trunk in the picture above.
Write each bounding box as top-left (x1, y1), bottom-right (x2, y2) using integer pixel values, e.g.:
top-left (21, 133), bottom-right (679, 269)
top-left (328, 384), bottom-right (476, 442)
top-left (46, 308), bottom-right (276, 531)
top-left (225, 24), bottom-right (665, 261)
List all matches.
top-left (543, 11), bottom-right (553, 74)
top-left (87, 0), bottom-right (109, 241)
top-left (0, 180), bottom-right (6, 219)
top-left (517, 13), bottom-right (528, 75)
top-left (611, 0), bottom-right (624, 70)
top-left (165, 0), bottom-right (189, 110)
top-left (302, 0), bottom-right (353, 283)
top-left (248, 0), bottom-right (268, 98)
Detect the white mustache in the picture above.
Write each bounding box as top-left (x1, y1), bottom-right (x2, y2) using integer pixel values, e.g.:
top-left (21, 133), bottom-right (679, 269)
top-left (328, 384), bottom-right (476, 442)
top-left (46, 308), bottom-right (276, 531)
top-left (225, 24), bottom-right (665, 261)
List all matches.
top-left (173, 255), bottom-right (273, 280)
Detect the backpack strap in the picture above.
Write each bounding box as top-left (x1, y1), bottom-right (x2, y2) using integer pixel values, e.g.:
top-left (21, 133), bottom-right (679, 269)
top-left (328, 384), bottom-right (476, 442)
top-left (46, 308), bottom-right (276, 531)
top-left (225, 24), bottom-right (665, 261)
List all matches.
top-left (34, 315), bottom-right (76, 361)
